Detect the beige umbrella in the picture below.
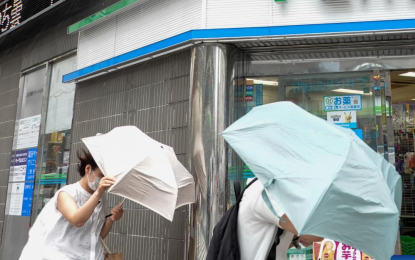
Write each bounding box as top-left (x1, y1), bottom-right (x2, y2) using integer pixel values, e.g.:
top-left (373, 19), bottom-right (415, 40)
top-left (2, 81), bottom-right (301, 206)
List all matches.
top-left (82, 126), bottom-right (195, 221)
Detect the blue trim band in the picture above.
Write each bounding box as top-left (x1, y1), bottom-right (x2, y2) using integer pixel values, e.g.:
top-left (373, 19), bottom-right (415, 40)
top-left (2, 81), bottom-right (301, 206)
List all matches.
top-left (63, 18), bottom-right (415, 83)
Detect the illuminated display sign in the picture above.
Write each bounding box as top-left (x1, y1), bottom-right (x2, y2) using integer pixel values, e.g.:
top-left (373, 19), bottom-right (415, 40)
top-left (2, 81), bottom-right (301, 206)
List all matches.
top-left (0, 0), bottom-right (61, 36)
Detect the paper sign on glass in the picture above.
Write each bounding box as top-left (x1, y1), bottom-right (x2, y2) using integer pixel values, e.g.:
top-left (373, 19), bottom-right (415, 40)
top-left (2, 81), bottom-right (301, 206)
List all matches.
top-left (327, 111), bottom-right (357, 128)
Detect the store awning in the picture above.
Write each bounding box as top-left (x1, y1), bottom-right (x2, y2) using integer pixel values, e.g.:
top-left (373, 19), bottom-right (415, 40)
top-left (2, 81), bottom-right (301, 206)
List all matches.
top-left (62, 20), bottom-right (415, 83)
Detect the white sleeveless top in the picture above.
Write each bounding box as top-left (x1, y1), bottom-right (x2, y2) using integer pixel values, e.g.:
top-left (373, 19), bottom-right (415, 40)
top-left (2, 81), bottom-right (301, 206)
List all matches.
top-left (238, 180), bottom-right (294, 260)
top-left (19, 182), bottom-right (107, 260)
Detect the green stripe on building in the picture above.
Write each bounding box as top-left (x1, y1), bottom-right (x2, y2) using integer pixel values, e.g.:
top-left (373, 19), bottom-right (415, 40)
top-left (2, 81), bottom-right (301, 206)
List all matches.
top-left (67, 0), bottom-right (141, 34)
top-left (39, 174), bottom-right (67, 180)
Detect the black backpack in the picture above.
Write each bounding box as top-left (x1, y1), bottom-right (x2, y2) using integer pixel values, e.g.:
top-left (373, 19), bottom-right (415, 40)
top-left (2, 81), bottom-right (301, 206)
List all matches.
top-left (206, 178), bottom-right (284, 260)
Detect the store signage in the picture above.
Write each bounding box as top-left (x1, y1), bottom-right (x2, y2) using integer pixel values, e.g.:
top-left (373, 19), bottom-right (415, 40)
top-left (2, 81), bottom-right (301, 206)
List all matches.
top-left (324, 95), bottom-right (362, 111)
top-left (8, 182), bottom-right (24, 215)
top-left (313, 240), bottom-right (373, 260)
top-left (245, 85), bottom-right (253, 100)
top-left (9, 148), bottom-right (37, 184)
top-left (8, 182), bottom-right (33, 216)
top-left (26, 148), bottom-right (37, 181)
top-left (0, 0), bottom-right (61, 37)
top-left (10, 149), bottom-right (27, 182)
top-left (21, 182), bottom-right (33, 216)
top-left (16, 115), bottom-right (41, 150)
top-left (327, 111), bottom-right (357, 128)
top-left (245, 84), bottom-right (263, 113)
top-left (256, 84), bottom-right (263, 106)
top-left (289, 77), bottom-right (370, 94)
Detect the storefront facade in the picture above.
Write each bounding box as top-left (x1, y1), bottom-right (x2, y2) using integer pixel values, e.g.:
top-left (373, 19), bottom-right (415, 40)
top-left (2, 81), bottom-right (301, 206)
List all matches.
top-left (1, 0), bottom-right (415, 259)
top-left (61, 0), bottom-right (415, 259)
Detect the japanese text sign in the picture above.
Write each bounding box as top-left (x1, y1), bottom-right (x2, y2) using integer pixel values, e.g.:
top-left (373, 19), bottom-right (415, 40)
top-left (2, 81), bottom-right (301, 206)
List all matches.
top-left (324, 95), bottom-right (362, 111)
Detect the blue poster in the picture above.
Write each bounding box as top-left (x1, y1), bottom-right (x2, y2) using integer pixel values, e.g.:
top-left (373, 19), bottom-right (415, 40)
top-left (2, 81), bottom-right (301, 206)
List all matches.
top-left (353, 129), bottom-right (363, 140)
top-left (21, 182), bottom-right (33, 216)
top-left (26, 148), bottom-right (37, 181)
top-left (255, 84), bottom-right (263, 106)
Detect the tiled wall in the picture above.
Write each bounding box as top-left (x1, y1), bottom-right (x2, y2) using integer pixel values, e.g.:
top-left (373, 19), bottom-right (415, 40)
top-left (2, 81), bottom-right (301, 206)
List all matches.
top-left (70, 51), bottom-right (191, 260)
top-left (0, 2), bottom-right (121, 256)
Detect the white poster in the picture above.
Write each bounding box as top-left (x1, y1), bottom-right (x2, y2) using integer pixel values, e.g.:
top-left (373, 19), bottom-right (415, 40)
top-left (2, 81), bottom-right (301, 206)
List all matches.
top-left (16, 115), bottom-right (41, 150)
top-left (63, 151), bottom-right (70, 164)
top-left (9, 183), bottom-right (24, 216)
top-left (9, 165), bottom-right (27, 182)
top-left (327, 111), bottom-right (357, 129)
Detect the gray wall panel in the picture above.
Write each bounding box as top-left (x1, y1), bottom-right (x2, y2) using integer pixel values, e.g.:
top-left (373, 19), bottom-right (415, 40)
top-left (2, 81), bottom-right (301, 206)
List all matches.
top-left (0, 105), bottom-right (16, 123)
top-left (70, 50), bottom-right (191, 260)
top-left (1, 59), bottom-right (22, 80)
top-left (0, 74), bottom-right (20, 95)
top-left (0, 121), bottom-right (14, 138)
top-left (0, 138), bottom-right (12, 154)
top-left (0, 90), bottom-right (18, 109)
top-left (0, 171), bottom-right (8, 187)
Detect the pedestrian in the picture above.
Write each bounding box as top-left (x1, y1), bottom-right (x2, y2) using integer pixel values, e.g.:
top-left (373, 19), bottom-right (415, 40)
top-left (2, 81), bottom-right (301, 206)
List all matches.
top-left (238, 179), bottom-right (323, 260)
top-left (19, 150), bottom-right (124, 260)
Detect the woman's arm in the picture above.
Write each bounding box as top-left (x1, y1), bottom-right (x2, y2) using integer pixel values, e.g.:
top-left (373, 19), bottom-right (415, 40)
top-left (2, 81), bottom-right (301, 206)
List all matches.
top-left (100, 202), bottom-right (124, 239)
top-left (57, 177), bottom-right (115, 228)
top-left (100, 218), bottom-right (114, 239)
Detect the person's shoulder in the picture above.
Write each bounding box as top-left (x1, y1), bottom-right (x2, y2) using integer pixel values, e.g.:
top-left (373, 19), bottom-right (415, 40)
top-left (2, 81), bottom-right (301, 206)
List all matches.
top-left (243, 180), bottom-right (264, 198)
top-left (57, 183), bottom-right (81, 199)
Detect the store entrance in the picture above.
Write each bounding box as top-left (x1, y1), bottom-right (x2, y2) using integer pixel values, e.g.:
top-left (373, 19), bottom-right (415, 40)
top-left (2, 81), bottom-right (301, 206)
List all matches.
top-left (391, 69), bottom-right (415, 237)
top-left (228, 71), bottom-right (379, 201)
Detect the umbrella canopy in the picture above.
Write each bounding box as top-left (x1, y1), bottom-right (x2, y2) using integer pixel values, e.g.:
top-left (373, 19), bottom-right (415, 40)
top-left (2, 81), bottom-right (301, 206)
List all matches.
top-left (222, 102), bottom-right (399, 260)
top-left (82, 126), bottom-right (195, 221)
top-left (154, 141), bottom-right (196, 208)
top-left (334, 125), bottom-right (402, 213)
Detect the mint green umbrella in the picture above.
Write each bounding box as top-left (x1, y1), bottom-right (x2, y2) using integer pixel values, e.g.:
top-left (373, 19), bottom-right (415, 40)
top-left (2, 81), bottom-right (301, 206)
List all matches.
top-left (222, 102), bottom-right (399, 260)
top-left (334, 125), bottom-right (402, 213)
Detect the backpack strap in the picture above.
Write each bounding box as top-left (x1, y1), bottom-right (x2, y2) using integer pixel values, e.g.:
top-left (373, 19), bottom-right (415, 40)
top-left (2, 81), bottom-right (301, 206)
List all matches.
top-left (233, 181), bottom-right (242, 202)
top-left (236, 178), bottom-right (258, 203)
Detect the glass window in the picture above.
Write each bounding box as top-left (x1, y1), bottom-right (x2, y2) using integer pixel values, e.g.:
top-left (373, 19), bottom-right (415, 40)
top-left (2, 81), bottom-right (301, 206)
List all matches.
top-left (20, 68), bottom-right (45, 119)
top-left (228, 77), bottom-right (280, 205)
top-left (228, 72), bottom-right (377, 207)
top-left (283, 72), bottom-right (376, 150)
top-left (31, 56), bottom-right (77, 222)
top-left (1, 66), bottom-right (46, 259)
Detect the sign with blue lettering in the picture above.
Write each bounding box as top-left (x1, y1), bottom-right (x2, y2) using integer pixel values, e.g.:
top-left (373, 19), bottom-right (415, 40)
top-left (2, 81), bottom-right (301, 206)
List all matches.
top-left (26, 148), bottom-right (37, 181)
top-left (327, 111), bottom-right (357, 128)
top-left (21, 182), bottom-right (33, 216)
top-left (324, 95), bottom-right (362, 111)
top-left (255, 84), bottom-right (263, 106)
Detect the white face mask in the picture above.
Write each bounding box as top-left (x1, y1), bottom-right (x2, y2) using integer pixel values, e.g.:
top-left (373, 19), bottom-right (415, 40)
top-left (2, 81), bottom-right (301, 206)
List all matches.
top-left (88, 170), bottom-right (101, 191)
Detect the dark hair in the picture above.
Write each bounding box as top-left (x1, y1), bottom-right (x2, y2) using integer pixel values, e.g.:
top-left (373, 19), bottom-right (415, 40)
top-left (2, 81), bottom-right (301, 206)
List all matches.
top-left (77, 149), bottom-right (98, 177)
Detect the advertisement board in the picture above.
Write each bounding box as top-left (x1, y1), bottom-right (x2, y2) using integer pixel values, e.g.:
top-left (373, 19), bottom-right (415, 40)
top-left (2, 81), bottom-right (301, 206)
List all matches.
top-left (313, 240), bottom-right (374, 260)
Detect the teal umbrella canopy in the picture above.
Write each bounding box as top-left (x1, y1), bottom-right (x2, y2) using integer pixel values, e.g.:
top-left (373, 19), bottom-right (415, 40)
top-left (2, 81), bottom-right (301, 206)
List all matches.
top-left (222, 102), bottom-right (399, 260)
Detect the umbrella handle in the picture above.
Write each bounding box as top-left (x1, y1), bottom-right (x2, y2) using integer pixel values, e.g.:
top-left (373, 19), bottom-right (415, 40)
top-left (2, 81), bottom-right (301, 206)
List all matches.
top-left (105, 198), bottom-right (126, 219)
top-left (292, 236), bottom-right (301, 250)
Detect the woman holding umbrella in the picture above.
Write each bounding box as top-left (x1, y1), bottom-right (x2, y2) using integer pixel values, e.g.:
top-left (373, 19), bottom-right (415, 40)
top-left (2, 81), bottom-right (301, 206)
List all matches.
top-left (19, 150), bottom-right (124, 260)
